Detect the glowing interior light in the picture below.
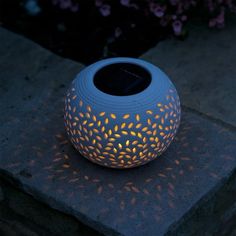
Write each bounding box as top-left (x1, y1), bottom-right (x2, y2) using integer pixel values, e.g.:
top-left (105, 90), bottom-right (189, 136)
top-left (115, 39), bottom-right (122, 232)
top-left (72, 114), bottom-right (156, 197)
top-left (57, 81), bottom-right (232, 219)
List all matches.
top-left (161, 118), bottom-right (165, 124)
top-left (137, 132), bottom-right (142, 138)
top-left (79, 112), bottom-right (84, 118)
top-left (93, 128), bottom-right (99, 133)
top-left (99, 111), bottom-right (106, 116)
top-left (114, 125), bottom-right (119, 132)
top-left (110, 113), bottom-right (116, 119)
top-left (121, 130), bottom-right (128, 135)
top-left (130, 131), bottom-right (136, 136)
top-left (160, 132), bottom-right (165, 136)
top-left (142, 127), bottom-right (148, 132)
top-left (132, 140), bottom-right (138, 145)
top-left (121, 123), bottom-right (126, 129)
top-left (87, 105), bottom-right (92, 112)
top-left (136, 123), bottom-right (142, 129)
top-left (146, 110), bottom-right (153, 115)
top-left (123, 114), bottom-right (130, 119)
top-left (86, 113), bottom-right (90, 118)
top-left (128, 123), bottom-right (134, 129)
top-left (92, 115), bottom-right (97, 122)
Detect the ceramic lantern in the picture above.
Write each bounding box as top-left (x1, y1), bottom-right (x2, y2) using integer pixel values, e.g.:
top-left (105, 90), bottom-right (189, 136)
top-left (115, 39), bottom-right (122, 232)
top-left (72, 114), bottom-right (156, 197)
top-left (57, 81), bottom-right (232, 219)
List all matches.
top-left (64, 57), bottom-right (181, 168)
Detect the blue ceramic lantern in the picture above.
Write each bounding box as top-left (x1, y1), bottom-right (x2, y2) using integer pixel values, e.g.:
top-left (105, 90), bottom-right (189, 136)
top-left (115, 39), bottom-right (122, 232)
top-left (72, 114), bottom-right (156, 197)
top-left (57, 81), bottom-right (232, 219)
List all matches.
top-left (64, 58), bottom-right (181, 168)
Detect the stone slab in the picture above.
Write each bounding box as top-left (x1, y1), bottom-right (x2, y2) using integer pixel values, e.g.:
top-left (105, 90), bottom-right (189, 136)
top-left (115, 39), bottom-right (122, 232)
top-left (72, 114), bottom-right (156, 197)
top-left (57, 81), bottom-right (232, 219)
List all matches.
top-left (0, 179), bottom-right (103, 236)
top-left (141, 19), bottom-right (236, 127)
top-left (0, 28), bottom-right (236, 236)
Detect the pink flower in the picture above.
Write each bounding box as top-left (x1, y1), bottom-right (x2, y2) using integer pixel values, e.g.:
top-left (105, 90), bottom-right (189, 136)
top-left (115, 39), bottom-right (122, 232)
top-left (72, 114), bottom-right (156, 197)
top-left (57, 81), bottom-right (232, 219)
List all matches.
top-left (160, 17), bottom-right (169, 27)
top-left (216, 7), bottom-right (225, 28)
top-left (60, 0), bottom-right (71, 9)
top-left (120, 0), bottom-right (130, 7)
top-left (169, 0), bottom-right (179, 6)
top-left (95, 0), bottom-right (103, 7)
top-left (172, 20), bottom-right (182, 35)
top-left (226, 0), bottom-right (233, 9)
top-left (115, 27), bottom-right (122, 38)
top-left (172, 14), bottom-right (177, 20)
top-left (209, 18), bottom-right (216, 27)
top-left (99, 4), bottom-right (111, 17)
top-left (130, 23), bottom-right (136, 28)
top-left (150, 3), bottom-right (166, 18)
top-left (130, 3), bottom-right (139, 10)
top-left (70, 4), bottom-right (79, 12)
top-left (209, 7), bottom-right (225, 28)
top-left (149, 2), bottom-right (156, 12)
top-left (52, 0), bottom-right (59, 5)
top-left (216, 7), bottom-right (225, 24)
top-left (181, 15), bottom-right (187, 21)
top-left (176, 2), bottom-right (183, 14)
top-left (207, 0), bottom-right (214, 12)
top-left (154, 7), bottom-right (165, 17)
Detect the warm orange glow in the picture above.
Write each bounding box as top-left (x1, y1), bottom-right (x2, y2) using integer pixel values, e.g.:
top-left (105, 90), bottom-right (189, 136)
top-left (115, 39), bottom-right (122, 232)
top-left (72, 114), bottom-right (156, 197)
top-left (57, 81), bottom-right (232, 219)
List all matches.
top-left (99, 111), bottom-right (106, 116)
top-left (65, 85), bottom-right (181, 169)
top-left (123, 114), bottom-right (130, 119)
top-left (110, 113), bottom-right (116, 119)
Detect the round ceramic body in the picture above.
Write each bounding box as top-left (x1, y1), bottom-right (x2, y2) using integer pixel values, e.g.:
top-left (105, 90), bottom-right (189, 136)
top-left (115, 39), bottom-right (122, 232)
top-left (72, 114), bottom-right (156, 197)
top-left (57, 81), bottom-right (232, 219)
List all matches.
top-left (64, 58), bottom-right (181, 169)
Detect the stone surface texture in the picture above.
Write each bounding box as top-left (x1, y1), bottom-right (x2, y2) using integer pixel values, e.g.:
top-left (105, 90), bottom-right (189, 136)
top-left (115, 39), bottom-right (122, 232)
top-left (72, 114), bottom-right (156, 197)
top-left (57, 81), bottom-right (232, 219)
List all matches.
top-left (141, 20), bottom-right (236, 127)
top-left (0, 27), bottom-right (236, 236)
top-left (0, 178), bottom-right (102, 236)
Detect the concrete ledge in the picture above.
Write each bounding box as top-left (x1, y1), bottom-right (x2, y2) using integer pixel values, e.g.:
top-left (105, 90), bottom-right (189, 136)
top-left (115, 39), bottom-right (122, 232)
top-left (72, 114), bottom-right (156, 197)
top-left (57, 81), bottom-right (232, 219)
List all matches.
top-left (141, 20), bottom-right (236, 127)
top-left (166, 167), bottom-right (236, 236)
top-left (0, 178), bottom-right (102, 236)
top-left (0, 27), bottom-right (236, 236)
